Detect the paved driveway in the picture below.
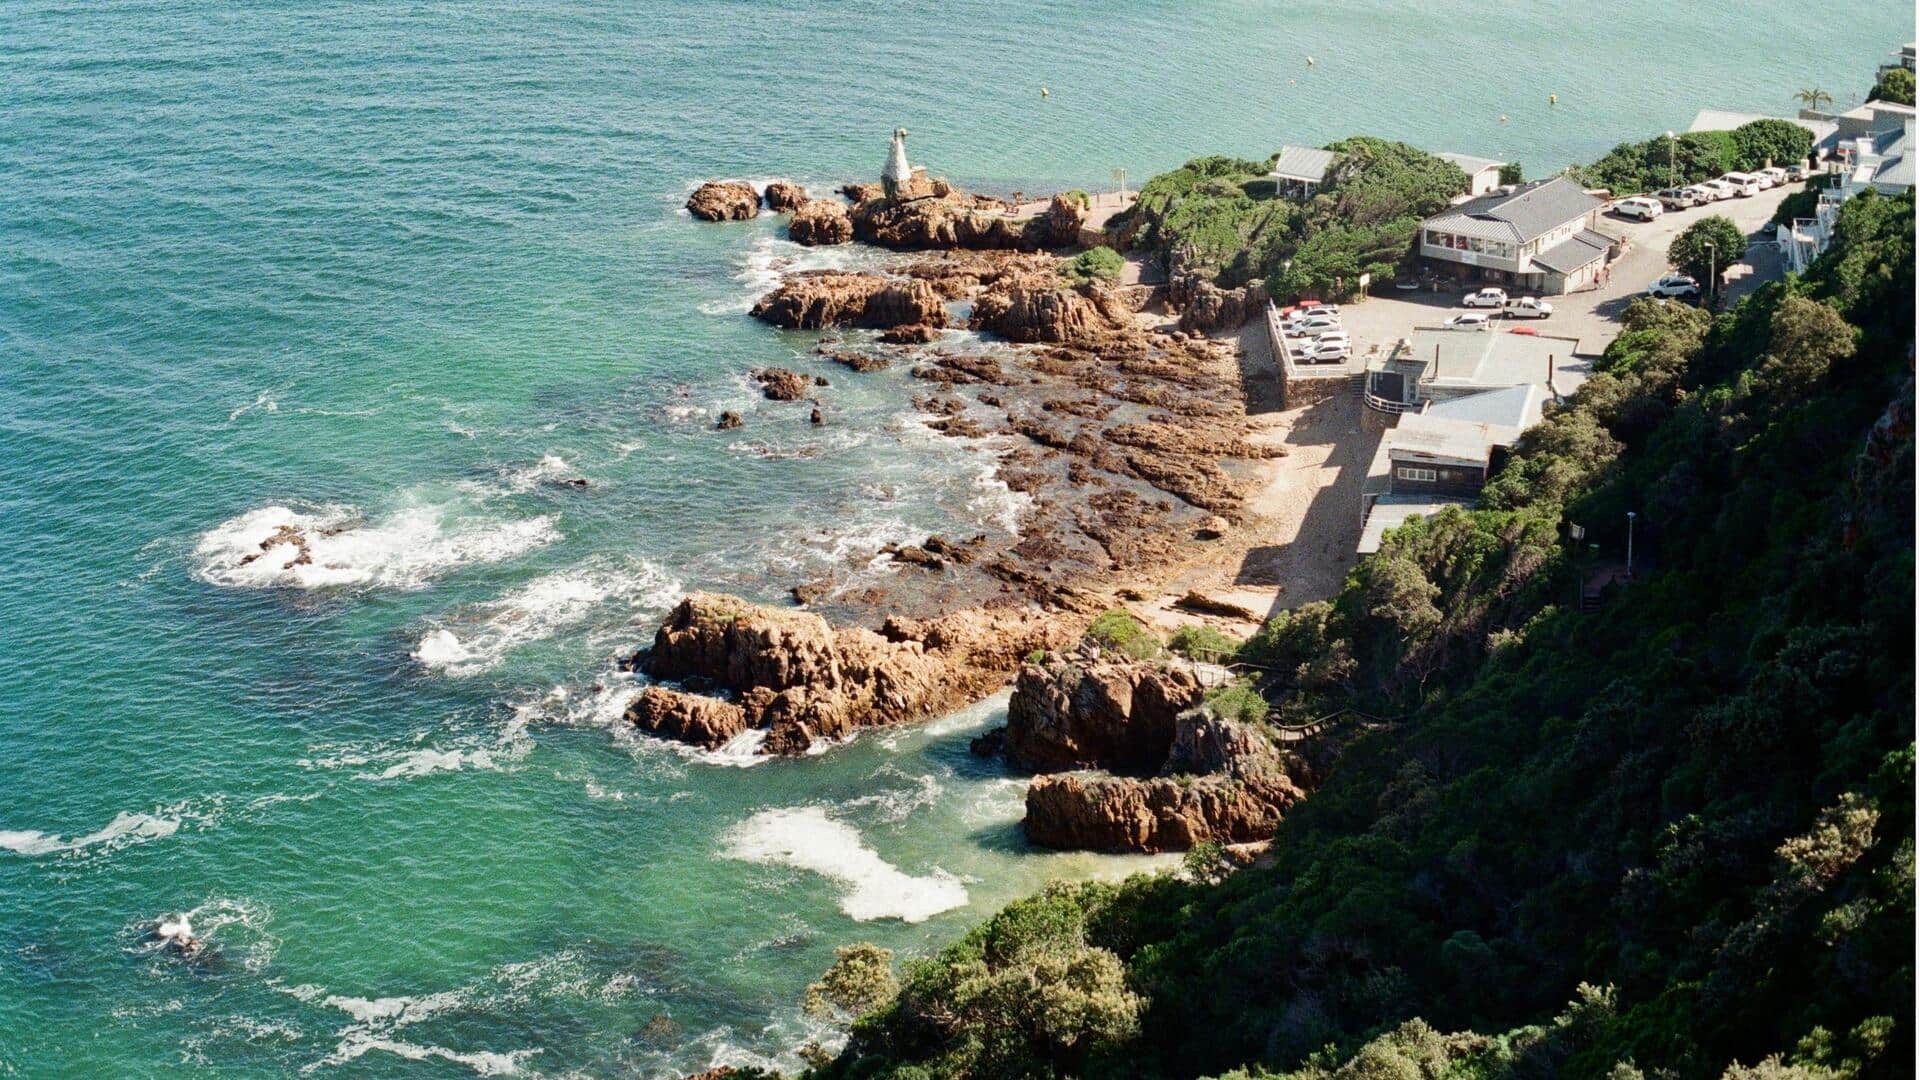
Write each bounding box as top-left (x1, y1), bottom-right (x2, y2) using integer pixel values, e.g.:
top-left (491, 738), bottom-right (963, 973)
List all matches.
top-left (1328, 182), bottom-right (1798, 358)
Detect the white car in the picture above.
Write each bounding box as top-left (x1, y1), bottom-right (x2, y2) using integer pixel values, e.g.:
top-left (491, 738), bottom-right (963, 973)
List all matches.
top-left (1444, 312), bottom-right (1493, 330)
top-left (1462, 287), bottom-right (1508, 308)
top-left (1695, 180), bottom-right (1738, 201)
top-left (1647, 274), bottom-right (1701, 298)
top-left (1613, 196), bottom-right (1663, 221)
top-left (1300, 341), bottom-right (1351, 363)
top-left (1718, 172), bottom-right (1763, 197)
top-left (1682, 183), bottom-right (1722, 203)
top-left (1503, 297), bottom-right (1554, 319)
top-left (1310, 330), bottom-right (1351, 350)
top-left (1757, 166), bottom-right (1789, 187)
top-left (1785, 163), bottom-right (1812, 182)
top-left (1285, 315), bottom-right (1341, 337)
top-left (1289, 304), bottom-right (1340, 320)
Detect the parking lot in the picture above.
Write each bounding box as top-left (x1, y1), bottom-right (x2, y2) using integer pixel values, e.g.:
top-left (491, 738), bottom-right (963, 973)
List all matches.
top-left (1322, 181), bottom-right (1798, 360)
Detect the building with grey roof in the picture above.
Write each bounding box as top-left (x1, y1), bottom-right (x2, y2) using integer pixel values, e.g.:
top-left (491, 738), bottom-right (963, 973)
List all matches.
top-left (1435, 152), bottom-right (1507, 196)
top-left (1417, 176), bottom-right (1611, 294)
top-left (1270, 144), bottom-right (1339, 196)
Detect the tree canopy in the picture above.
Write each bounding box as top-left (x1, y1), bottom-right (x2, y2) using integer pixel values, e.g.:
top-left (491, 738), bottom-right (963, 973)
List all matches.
top-left (816, 190), bottom-right (1916, 1080)
top-left (1668, 215), bottom-right (1748, 298)
top-left (1869, 65), bottom-right (1914, 105)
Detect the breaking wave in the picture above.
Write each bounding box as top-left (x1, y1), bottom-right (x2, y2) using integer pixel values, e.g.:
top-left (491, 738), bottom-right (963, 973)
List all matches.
top-left (194, 501), bottom-right (557, 590)
top-left (414, 561), bottom-right (681, 676)
top-left (2, 799), bottom-right (218, 859)
top-left (721, 806), bottom-right (967, 922)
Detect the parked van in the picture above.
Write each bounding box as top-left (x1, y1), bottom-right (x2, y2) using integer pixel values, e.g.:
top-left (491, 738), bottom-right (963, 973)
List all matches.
top-left (1757, 166), bottom-right (1789, 187)
top-left (1613, 196), bottom-right (1664, 221)
top-left (1719, 172), bottom-right (1764, 196)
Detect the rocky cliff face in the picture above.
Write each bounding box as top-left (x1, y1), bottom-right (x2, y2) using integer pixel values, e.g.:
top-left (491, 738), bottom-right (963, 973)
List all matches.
top-left (789, 199), bottom-right (853, 246)
top-left (685, 181), bottom-right (759, 221)
top-left (749, 271), bottom-right (949, 331)
top-left (630, 594), bottom-right (1076, 756)
top-left (996, 656), bottom-right (1306, 853)
top-left (1003, 660), bottom-right (1203, 774)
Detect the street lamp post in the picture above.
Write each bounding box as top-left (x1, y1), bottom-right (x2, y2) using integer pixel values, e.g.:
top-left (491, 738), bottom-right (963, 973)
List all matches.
top-left (1666, 131), bottom-right (1676, 188)
top-left (1626, 511), bottom-right (1637, 577)
top-left (1703, 241), bottom-right (1716, 306)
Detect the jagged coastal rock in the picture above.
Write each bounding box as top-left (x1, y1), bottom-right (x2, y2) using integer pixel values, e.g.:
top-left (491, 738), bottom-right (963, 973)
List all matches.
top-left (788, 198), bottom-right (854, 246)
top-left (850, 191), bottom-right (1083, 252)
top-left (761, 180), bottom-right (807, 212)
top-left (993, 657), bottom-right (1306, 852)
top-left (969, 274), bottom-right (1136, 346)
top-left (749, 271), bottom-right (948, 331)
top-left (753, 367), bottom-right (825, 401)
top-left (1003, 660), bottom-right (1203, 774)
top-left (685, 180), bottom-right (759, 221)
top-left (627, 593), bottom-right (1076, 755)
top-left (1169, 271), bottom-right (1268, 333)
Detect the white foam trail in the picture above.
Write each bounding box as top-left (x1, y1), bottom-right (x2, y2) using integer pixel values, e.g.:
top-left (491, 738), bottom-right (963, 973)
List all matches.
top-left (701, 231), bottom-right (894, 316)
top-left (2, 804), bottom-right (203, 858)
top-left (501, 453), bottom-right (577, 493)
top-left (137, 897), bottom-right (278, 971)
top-left (414, 562), bottom-right (682, 676)
top-left (195, 503), bottom-right (557, 590)
top-left (539, 675), bottom-right (777, 770)
top-left (227, 389), bottom-right (282, 422)
top-left (722, 806), bottom-right (967, 922)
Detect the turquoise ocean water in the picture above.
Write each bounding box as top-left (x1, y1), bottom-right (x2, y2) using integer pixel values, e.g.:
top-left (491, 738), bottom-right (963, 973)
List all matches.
top-left (2, 3), bottom-right (1908, 1075)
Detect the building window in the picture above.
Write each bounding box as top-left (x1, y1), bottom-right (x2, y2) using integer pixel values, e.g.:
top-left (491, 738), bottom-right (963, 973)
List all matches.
top-left (1397, 466), bottom-right (1437, 482)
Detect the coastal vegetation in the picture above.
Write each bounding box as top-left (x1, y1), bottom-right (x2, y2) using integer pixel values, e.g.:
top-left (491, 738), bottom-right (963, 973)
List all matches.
top-left (1111, 138), bottom-right (1468, 301)
top-left (1669, 215), bottom-right (1749, 298)
top-left (1060, 245), bottom-right (1125, 285)
top-left (1869, 65), bottom-right (1914, 105)
top-left (812, 190), bottom-right (1915, 1080)
top-left (1574, 120), bottom-right (1815, 195)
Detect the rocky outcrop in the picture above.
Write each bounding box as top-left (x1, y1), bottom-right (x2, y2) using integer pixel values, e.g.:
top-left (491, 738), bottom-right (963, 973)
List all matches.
top-left (762, 180), bottom-right (808, 213)
top-left (753, 367), bottom-right (825, 401)
top-left (750, 271), bottom-right (948, 331)
top-left (628, 685), bottom-right (747, 748)
top-left (686, 181), bottom-right (759, 221)
top-left (969, 275), bottom-right (1136, 346)
top-left (1169, 271), bottom-right (1266, 333)
top-left (789, 198), bottom-right (854, 246)
top-left (996, 655), bottom-right (1306, 852)
top-left (630, 594), bottom-right (1076, 755)
top-left (1024, 766), bottom-right (1300, 852)
top-left (1003, 660), bottom-right (1204, 775)
top-left (849, 191), bottom-right (1081, 252)
top-left (715, 410), bottom-right (743, 430)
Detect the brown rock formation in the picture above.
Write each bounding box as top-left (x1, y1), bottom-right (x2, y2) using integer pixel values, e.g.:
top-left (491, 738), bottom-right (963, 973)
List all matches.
top-left (878, 323), bottom-right (942, 344)
top-left (839, 181), bottom-right (885, 204)
top-left (1169, 271), bottom-right (1267, 333)
top-left (1003, 660), bottom-right (1204, 775)
top-left (762, 180), bottom-right (808, 213)
top-left (627, 685), bottom-right (748, 748)
top-left (632, 594), bottom-right (1076, 755)
top-left (970, 275), bottom-right (1135, 346)
top-left (750, 271), bottom-right (948, 331)
top-left (848, 189), bottom-right (1079, 252)
top-left (715, 410), bottom-right (743, 430)
top-left (753, 367), bottom-right (823, 402)
top-left (685, 181), bottom-right (759, 221)
top-left (789, 198), bottom-right (854, 246)
top-left (998, 657), bottom-right (1307, 853)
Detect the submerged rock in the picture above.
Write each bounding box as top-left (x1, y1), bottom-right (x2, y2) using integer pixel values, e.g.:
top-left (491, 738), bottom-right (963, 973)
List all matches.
top-left (753, 367), bottom-right (818, 402)
top-left (685, 180), bottom-right (759, 221)
top-left (715, 410), bottom-right (743, 430)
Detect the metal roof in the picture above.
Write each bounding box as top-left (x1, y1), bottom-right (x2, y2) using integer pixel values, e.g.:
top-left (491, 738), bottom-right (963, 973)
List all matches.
top-left (1389, 412), bottom-right (1518, 468)
top-left (1425, 384), bottom-right (1543, 429)
top-left (1530, 229), bottom-right (1612, 274)
top-left (1358, 496), bottom-right (1475, 554)
top-left (1422, 176), bottom-right (1603, 243)
top-left (1271, 144), bottom-right (1338, 183)
top-left (1436, 152), bottom-right (1505, 176)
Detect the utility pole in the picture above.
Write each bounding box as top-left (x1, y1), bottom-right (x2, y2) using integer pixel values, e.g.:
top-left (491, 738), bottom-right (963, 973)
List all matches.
top-left (1704, 241), bottom-right (1716, 307)
top-left (1626, 511), bottom-right (1637, 577)
top-left (1666, 131), bottom-right (1676, 188)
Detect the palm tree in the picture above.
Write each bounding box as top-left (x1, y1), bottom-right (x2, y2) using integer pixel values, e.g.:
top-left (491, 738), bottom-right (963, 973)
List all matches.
top-left (1792, 87), bottom-right (1834, 113)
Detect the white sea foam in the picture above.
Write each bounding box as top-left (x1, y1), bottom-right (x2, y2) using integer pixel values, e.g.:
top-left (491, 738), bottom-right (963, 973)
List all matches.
top-left (227, 389), bottom-right (283, 422)
top-left (500, 453), bottom-right (578, 492)
top-left (135, 897), bottom-right (278, 971)
top-left (414, 562), bottom-right (681, 676)
top-left (2, 799), bottom-right (215, 859)
top-left (194, 502), bottom-right (557, 590)
top-left (722, 806), bottom-right (967, 922)
top-left (301, 709), bottom-right (531, 783)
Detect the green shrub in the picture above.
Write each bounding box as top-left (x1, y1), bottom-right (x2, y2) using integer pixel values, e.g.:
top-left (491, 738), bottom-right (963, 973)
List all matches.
top-left (1870, 65), bottom-right (1914, 105)
top-left (1167, 624), bottom-right (1242, 663)
top-left (1063, 188), bottom-right (1092, 208)
top-left (1204, 681), bottom-right (1269, 725)
top-left (1086, 608), bottom-right (1162, 660)
top-left (1060, 245), bottom-right (1125, 285)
